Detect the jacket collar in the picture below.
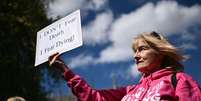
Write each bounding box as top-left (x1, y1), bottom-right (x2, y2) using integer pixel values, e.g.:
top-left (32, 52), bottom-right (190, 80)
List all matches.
top-left (139, 67), bottom-right (175, 83)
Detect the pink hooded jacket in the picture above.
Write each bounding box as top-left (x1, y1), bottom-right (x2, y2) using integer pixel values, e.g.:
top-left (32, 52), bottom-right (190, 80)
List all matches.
top-left (63, 67), bottom-right (201, 101)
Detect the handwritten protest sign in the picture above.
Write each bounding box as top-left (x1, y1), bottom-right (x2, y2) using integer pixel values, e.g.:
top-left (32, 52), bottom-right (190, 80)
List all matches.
top-left (35, 10), bottom-right (82, 66)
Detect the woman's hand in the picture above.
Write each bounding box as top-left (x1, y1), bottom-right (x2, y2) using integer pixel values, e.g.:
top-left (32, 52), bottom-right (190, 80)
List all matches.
top-left (48, 52), bottom-right (68, 73)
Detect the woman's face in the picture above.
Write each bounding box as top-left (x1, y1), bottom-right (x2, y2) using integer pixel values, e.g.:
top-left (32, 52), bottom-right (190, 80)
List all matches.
top-left (134, 39), bottom-right (163, 74)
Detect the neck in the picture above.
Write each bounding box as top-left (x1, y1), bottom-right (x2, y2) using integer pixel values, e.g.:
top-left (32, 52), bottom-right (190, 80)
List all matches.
top-left (142, 66), bottom-right (163, 77)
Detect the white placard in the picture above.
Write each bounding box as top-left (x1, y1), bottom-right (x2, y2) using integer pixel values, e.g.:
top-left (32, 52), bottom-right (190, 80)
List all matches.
top-left (35, 10), bottom-right (83, 66)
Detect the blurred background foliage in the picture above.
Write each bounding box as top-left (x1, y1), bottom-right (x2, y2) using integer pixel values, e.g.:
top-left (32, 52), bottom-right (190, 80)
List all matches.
top-left (0, 0), bottom-right (61, 100)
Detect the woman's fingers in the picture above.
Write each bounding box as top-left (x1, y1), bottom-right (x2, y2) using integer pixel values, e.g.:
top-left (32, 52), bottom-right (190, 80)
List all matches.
top-left (48, 52), bottom-right (67, 73)
top-left (49, 52), bottom-right (59, 66)
top-left (49, 52), bottom-right (59, 60)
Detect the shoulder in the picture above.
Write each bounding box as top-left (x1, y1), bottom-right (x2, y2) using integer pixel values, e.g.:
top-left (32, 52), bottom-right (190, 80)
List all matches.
top-left (175, 73), bottom-right (201, 101)
top-left (176, 72), bottom-right (193, 80)
top-left (176, 72), bottom-right (200, 90)
top-left (176, 72), bottom-right (197, 83)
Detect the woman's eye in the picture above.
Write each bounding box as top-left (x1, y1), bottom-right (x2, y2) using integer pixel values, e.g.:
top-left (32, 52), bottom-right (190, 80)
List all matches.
top-left (139, 46), bottom-right (149, 51)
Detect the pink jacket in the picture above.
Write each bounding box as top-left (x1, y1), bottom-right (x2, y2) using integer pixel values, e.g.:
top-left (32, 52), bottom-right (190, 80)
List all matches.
top-left (63, 68), bottom-right (201, 101)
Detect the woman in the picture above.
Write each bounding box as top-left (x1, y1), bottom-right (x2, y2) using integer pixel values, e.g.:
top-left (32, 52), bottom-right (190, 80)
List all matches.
top-left (49, 31), bottom-right (201, 101)
top-left (7, 96), bottom-right (26, 101)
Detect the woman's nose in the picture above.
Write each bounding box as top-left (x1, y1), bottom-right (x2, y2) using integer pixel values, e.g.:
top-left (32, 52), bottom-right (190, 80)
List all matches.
top-left (134, 52), bottom-right (140, 61)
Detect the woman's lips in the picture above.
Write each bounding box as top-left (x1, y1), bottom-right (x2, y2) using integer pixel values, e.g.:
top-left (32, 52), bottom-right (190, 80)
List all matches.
top-left (137, 61), bottom-right (143, 64)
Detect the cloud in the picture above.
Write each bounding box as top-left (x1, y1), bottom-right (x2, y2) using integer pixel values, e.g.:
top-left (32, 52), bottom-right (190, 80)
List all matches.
top-left (179, 43), bottom-right (197, 50)
top-left (97, 1), bottom-right (201, 63)
top-left (83, 10), bottom-right (113, 45)
top-left (46, 0), bottom-right (108, 19)
top-left (108, 64), bottom-right (140, 84)
top-left (46, 0), bottom-right (84, 19)
top-left (68, 54), bottom-right (95, 68)
top-left (87, 0), bottom-right (108, 10)
top-left (129, 64), bottom-right (141, 78)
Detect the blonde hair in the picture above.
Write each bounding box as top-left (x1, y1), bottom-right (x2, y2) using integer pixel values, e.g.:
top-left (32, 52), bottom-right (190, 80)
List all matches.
top-left (132, 31), bottom-right (187, 70)
top-left (7, 96), bottom-right (25, 101)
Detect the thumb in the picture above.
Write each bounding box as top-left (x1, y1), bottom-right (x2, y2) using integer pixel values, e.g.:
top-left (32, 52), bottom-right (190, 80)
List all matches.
top-left (49, 52), bottom-right (59, 66)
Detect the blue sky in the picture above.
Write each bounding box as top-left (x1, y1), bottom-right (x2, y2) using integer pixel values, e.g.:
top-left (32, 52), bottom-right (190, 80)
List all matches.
top-left (44, 0), bottom-right (201, 96)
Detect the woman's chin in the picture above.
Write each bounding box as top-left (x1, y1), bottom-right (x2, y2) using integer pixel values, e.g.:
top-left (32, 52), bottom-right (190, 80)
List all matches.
top-left (137, 66), bottom-right (146, 72)
top-left (137, 66), bottom-right (150, 74)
